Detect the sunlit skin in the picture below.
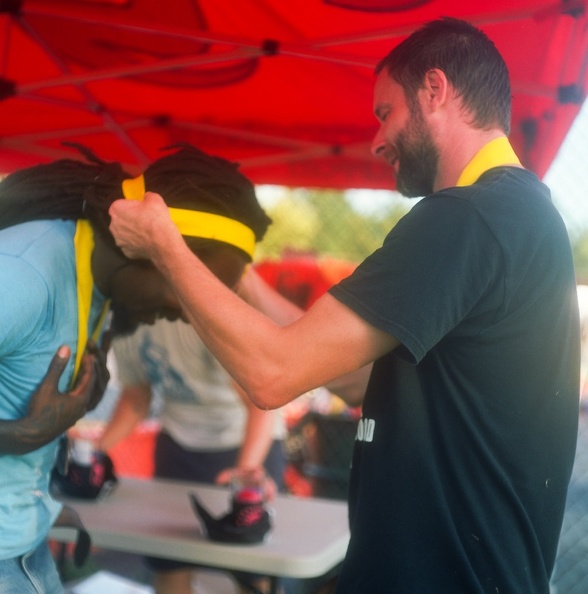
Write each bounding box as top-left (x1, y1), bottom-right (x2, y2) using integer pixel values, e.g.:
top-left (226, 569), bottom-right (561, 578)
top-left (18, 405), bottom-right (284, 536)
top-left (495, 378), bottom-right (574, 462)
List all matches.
top-left (371, 69), bottom-right (509, 194)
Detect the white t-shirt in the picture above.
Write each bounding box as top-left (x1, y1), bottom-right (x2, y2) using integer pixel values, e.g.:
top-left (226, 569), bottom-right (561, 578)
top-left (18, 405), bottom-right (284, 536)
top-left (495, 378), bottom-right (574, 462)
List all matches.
top-left (113, 318), bottom-right (285, 450)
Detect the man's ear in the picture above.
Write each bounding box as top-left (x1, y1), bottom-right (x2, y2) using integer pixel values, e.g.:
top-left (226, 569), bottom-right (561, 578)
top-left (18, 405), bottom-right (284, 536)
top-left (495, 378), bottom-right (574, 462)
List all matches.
top-left (421, 68), bottom-right (449, 112)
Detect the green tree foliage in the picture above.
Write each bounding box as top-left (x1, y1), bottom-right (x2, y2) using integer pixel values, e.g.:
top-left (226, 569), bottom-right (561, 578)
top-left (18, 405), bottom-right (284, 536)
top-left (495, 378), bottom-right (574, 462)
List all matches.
top-left (256, 188), bottom-right (410, 263)
top-left (572, 233), bottom-right (588, 285)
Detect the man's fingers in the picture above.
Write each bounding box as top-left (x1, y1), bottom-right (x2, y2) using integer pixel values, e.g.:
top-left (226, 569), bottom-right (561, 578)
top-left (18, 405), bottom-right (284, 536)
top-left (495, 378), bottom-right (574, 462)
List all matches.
top-left (107, 197), bottom-right (133, 220)
top-left (43, 345), bottom-right (71, 387)
top-left (86, 358), bottom-right (108, 412)
top-left (85, 339), bottom-right (98, 356)
top-left (109, 192), bottom-right (177, 260)
top-left (214, 468), bottom-right (233, 486)
top-left (70, 352), bottom-right (97, 397)
top-left (86, 339), bottom-right (111, 388)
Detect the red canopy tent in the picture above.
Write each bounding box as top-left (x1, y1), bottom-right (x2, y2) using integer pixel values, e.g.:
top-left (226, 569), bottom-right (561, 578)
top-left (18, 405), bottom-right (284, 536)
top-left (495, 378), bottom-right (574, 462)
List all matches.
top-left (0, 0), bottom-right (587, 189)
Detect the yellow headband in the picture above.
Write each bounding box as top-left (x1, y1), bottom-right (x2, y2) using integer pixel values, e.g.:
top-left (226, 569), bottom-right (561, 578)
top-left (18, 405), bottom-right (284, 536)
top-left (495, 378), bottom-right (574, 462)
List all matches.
top-left (121, 175), bottom-right (256, 259)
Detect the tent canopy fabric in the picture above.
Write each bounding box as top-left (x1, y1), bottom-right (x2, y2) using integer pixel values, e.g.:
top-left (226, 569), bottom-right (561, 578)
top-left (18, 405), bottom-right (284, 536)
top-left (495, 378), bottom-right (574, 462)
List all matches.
top-left (1, 0), bottom-right (587, 189)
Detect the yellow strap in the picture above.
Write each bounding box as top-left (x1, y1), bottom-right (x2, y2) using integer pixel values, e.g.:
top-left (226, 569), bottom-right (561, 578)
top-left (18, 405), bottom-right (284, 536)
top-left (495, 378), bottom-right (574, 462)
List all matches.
top-left (121, 175), bottom-right (256, 259)
top-left (121, 175), bottom-right (146, 202)
top-left (72, 220), bottom-right (110, 387)
top-left (456, 137), bottom-right (522, 187)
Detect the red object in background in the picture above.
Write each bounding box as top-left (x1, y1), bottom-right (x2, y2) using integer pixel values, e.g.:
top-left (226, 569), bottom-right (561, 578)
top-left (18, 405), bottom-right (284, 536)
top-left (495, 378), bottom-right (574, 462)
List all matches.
top-left (255, 256), bottom-right (357, 310)
top-left (0, 0), bottom-right (586, 187)
top-left (107, 423), bottom-right (158, 479)
top-left (69, 421), bottom-right (158, 478)
top-left (284, 465), bottom-right (314, 498)
top-left (255, 258), bottom-right (331, 310)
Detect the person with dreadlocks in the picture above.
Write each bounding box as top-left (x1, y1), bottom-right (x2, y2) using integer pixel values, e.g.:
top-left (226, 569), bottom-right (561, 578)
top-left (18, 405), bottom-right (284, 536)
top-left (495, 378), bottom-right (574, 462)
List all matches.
top-left (97, 149), bottom-right (285, 594)
top-left (0, 144), bottom-right (271, 593)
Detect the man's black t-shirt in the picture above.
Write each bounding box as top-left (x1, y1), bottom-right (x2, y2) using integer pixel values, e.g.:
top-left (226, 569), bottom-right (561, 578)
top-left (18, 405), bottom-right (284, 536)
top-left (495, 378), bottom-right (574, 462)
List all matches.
top-left (330, 168), bottom-right (580, 593)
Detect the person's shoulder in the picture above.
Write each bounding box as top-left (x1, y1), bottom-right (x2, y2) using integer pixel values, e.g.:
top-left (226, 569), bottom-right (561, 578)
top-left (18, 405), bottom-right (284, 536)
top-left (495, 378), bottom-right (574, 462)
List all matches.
top-left (416, 167), bottom-right (548, 215)
top-left (112, 320), bottom-right (149, 350)
top-left (477, 166), bottom-right (545, 193)
top-left (112, 318), bottom-right (183, 356)
top-left (155, 318), bottom-right (205, 346)
top-left (0, 219), bottom-right (76, 257)
top-left (407, 187), bottom-right (479, 220)
top-left (141, 318), bottom-right (194, 343)
top-left (0, 245), bottom-right (53, 336)
top-left (471, 167), bottom-right (556, 221)
top-left (0, 224), bottom-right (57, 290)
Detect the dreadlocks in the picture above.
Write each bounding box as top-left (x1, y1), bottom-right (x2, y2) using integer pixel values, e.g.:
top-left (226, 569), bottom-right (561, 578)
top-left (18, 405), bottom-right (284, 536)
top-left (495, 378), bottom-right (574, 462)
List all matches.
top-left (143, 144), bottom-right (272, 244)
top-left (0, 147), bottom-right (129, 243)
top-left (0, 144), bottom-right (271, 257)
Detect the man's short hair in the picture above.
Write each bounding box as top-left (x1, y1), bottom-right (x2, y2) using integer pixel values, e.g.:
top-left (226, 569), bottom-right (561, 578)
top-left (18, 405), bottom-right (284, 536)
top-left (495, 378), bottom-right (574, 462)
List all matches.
top-left (376, 17), bottom-right (511, 134)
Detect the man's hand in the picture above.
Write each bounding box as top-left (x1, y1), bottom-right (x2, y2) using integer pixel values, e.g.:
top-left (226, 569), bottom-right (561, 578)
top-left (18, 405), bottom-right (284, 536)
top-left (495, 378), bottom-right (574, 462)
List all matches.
top-left (84, 339), bottom-right (110, 412)
top-left (215, 467), bottom-right (277, 502)
top-left (109, 192), bottom-right (178, 260)
top-left (0, 344), bottom-right (101, 455)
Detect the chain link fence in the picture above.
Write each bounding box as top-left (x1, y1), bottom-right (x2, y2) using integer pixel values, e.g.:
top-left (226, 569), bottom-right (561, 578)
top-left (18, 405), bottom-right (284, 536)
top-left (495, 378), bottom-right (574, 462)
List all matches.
top-left (545, 100), bottom-right (588, 283)
top-left (552, 411), bottom-right (588, 594)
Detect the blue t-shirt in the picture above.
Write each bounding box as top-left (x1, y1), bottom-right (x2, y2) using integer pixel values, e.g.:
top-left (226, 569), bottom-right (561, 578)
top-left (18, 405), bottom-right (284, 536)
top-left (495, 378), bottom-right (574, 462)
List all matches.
top-left (0, 219), bottom-right (106, 559)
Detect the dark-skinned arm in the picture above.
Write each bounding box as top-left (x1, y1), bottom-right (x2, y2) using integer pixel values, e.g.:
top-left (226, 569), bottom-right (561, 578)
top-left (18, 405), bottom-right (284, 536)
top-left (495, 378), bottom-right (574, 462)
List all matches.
top-left (0, 341), bottom-right (107, 455)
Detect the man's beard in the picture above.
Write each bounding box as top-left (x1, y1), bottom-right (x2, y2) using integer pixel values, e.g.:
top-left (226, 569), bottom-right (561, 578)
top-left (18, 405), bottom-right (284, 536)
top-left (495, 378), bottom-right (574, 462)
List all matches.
top-left (394, 105), bottom-right (439, 198)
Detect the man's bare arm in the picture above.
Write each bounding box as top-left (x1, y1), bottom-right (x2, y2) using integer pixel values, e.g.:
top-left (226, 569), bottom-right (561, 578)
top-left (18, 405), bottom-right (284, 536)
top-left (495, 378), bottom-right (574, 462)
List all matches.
top-left (109, 193), bottom-right (398, 409)
top-left (238, 266), bottom-right (371, 406)
top-left (98, 383), bottom-right (152, 452)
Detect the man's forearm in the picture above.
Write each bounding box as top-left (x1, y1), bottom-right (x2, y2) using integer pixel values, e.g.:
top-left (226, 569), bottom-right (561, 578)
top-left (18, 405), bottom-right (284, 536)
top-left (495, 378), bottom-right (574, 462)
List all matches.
top-left (108, 195), bottom-right (392, 408)
top-left (0, 417), bottom-right (59, 455)
top-left (152, 235), bottom-right (291, 408)
top-left (235, 382), bottom-right (276, 469)
top-left (238, 267), bottom-right (304, 325)
top-left (99, 385), bottom-right (151, 451)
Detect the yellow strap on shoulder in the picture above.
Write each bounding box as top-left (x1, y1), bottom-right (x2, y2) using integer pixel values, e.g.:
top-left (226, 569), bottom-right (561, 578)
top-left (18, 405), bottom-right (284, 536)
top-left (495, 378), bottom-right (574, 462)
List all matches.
top-left (73, 220), bottom-right (110, 387)
top-left (456, 137), bottom-right (522, 187)
top-left (121, 175), bottom-right (256, 259)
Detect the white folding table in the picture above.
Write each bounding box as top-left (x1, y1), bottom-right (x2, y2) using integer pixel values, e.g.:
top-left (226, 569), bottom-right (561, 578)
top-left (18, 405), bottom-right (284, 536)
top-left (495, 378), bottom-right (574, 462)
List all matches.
top-left (50, 477), bottom-right (350, 593)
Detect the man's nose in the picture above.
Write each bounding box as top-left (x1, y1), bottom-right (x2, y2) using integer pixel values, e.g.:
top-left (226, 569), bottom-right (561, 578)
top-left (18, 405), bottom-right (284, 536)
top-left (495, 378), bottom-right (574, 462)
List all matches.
top-left (371, 127), bottom-right (386, 158)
